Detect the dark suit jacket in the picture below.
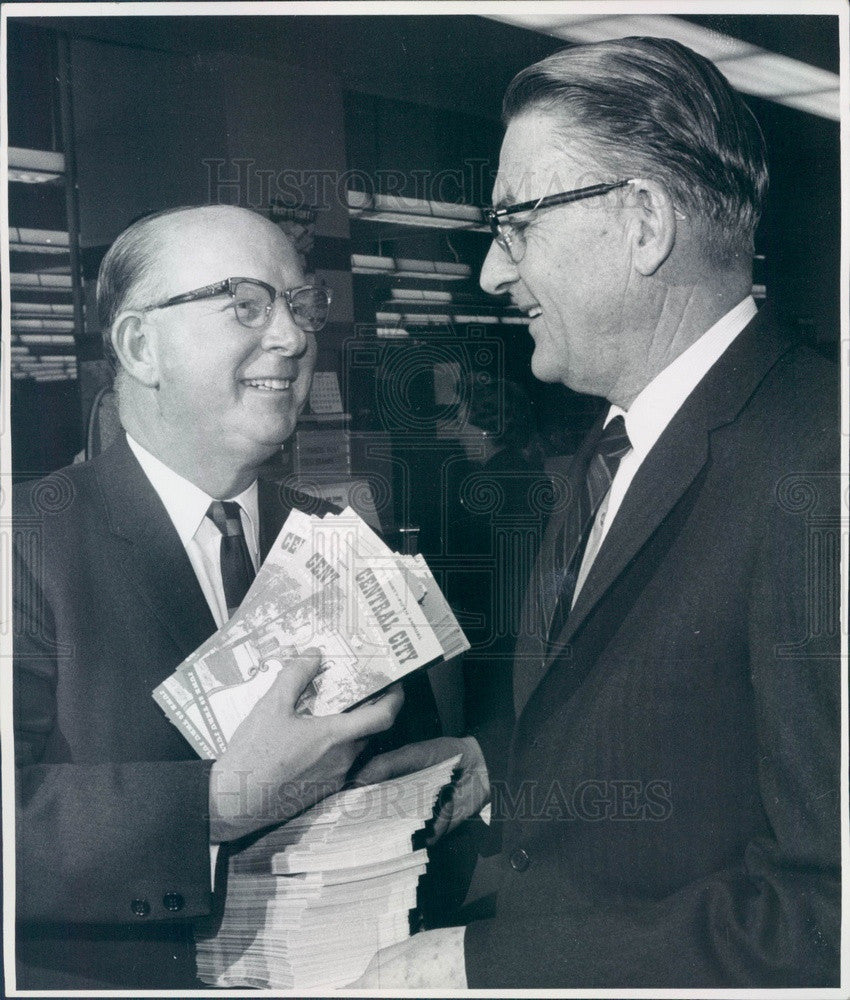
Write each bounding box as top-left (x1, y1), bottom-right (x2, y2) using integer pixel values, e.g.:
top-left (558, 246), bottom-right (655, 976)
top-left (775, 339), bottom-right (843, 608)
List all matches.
top-left (465, 308), bottom-right (841, 987)
top-left (13, 436), bottom-right (438, 988)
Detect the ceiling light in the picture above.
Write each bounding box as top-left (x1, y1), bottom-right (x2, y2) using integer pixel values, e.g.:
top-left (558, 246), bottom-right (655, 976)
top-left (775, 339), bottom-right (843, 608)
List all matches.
top-left (11, 302), bottom-right (74, 316)
top-left (8, 147), bottom-right (65, 185)
top-left (715, 51), bottom-right (838, 97)
top-left (16, 334), bottom-right (76, 346)
top-left (10, 228), bottom-right (70, 253)
top-left (351, 254), bottom-right (470, 280)
top-left (348, 190), bottom-right (487, 232)
top-left (376, 311), bottom-right (453, 326)
top-left (778, 90), bottom-right (841, 118)
top-left (11, 272), bottom-right (73, 289)
top-left (12, 319), bottom-right (75, 333)
top-left (484, 13), bottom-right (840, 121)
top-left (390, 289), bottom-right (454, 303)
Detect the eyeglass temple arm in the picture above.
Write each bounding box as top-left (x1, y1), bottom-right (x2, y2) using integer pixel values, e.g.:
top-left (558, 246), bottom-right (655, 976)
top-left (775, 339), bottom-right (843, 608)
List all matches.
top-left (149, 279), bottom-right (232, 310)
top-left (491, 180), bottom-right (632, 219)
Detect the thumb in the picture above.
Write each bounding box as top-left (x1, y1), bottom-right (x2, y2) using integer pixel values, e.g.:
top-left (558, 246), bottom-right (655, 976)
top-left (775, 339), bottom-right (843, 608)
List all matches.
top-left (266, 647), bottom-right (323, 708)
top-left (354, 744), bottom-right (413, 786)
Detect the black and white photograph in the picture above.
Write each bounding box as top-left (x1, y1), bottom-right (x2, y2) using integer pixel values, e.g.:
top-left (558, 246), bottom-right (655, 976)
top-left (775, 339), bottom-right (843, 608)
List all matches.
top-left (1, 2), bottom-right (847, 994)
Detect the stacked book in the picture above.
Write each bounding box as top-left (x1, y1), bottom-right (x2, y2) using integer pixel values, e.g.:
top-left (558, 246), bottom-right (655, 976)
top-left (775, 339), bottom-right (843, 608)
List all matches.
top-left (151, 507), bottom-right (469, 987)
top-left (195, 756), bottom-right (460, 990)
top-left (153, 506), bottom-right (469, 757)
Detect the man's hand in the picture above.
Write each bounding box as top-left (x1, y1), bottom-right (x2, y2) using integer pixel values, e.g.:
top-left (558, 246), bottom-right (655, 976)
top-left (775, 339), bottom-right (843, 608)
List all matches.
top-left (208, 648), bottom-right (403, 842)
top-left (348, 926), bottom-right (467, 988)
top-left (354, 735), bottom-right (490, 842)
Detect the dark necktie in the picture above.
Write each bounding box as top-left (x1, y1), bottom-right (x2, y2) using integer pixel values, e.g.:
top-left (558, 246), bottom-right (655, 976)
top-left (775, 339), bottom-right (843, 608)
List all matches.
top-left (546, 415), bottom-right (632, 646)
top-left (206, 500), bottom-right (256, 618)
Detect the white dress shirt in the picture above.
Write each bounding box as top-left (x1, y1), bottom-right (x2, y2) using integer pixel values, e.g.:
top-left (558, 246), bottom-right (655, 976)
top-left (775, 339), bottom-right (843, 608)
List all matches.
top-left (126, 434), bottom-right (261, 878)
top-left (572, 295), bottom-right (758, 605)
top-left (126, 434), bottom-right (260, 628)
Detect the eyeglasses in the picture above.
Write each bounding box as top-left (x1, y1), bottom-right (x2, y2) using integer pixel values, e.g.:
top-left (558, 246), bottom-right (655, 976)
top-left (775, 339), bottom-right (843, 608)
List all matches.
top-left (483, 179), bottom-right (633, 264)
top-left (141, 277), bottom-right (333, 333)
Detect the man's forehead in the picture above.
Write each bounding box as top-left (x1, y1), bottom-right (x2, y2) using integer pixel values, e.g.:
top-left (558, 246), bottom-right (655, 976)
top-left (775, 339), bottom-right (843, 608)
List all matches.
top-left (153, 209), bottom-right (302, 289)
top-left (493, 111), bottom-right (591, 205)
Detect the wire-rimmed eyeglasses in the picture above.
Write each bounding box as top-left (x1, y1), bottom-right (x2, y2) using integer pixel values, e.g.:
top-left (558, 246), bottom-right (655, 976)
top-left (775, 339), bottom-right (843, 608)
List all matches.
top-left (483, 179), bottom-right (633, 264)
top-left (141, 277), bottom-right (333, 333)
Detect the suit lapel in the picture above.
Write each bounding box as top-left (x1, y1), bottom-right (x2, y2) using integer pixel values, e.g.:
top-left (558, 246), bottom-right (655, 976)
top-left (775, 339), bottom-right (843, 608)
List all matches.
top-left (512, 418), bottom-right (605, 716)
top-left (95, 437), bottom-right (217, 660)
top-left (515, 307), bottom-right (794, 718)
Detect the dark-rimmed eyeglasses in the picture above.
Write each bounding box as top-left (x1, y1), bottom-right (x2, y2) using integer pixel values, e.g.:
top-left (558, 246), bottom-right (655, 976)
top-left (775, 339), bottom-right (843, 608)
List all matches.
top-left (141, 277), bottom-right (332, 333)
top-left (483, 179), bottom-right (633, 264)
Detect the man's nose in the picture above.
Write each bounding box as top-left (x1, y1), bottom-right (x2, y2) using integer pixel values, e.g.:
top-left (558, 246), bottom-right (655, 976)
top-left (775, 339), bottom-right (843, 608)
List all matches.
top-left (479, 240), bottom-right (519, 297)
top-left (259, 300), bottom-right (308, 355)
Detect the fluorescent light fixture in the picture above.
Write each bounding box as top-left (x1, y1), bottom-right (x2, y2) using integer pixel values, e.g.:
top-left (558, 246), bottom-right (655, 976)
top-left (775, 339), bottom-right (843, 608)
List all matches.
top-left (11, 302), bottom-right (74, 316)
top-left (376, 311), bottom-right (453, 326)
top-left (766, 89), bottom-right (840, 120)
top-left (348, 190), bottom-right (488, 232)
top-left (8, 147), bottom-right (65, 184)
top-left (485, 13), bottom-right (840, 121)
top-left (16, 334), bottom-right (76, 346)
top-left (716, 51), bottom-right (838, 99)
top-left (13, 355), bottom-right (77, 365)
top-left (376, 310), bottom-right (523, 327)
top-left (15, 362), bottom-right (74, 371)
top-left (376, 327), bottom-right (410, 339)
top-left (454, 315), bottom-right (501, 325)
top-left (390, 289), bottom-right (454, 303)
top-left (351, 254), bottom-right (470, 280)
top-left (10, 346), bottom-right (30, 356)
top-left (34, 373), bottom-right (76, 382)
top-left (12, 319), bottom-right (75, 333)
top-left (10, 228), bottom-right (70, 253)
top-left (11, 272), bottom-right (73, 289)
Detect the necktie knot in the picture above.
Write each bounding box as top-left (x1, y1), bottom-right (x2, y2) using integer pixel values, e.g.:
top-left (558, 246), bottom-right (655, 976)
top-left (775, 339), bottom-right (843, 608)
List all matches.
top-left (207, 500), bottom-right (246, 539)
top-left (595, 415), bottom-right (631, 471)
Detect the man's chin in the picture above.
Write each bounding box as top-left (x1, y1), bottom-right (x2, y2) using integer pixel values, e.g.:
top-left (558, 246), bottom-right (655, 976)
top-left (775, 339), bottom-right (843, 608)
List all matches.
top-left (530, 351), bottom-right (569, 387)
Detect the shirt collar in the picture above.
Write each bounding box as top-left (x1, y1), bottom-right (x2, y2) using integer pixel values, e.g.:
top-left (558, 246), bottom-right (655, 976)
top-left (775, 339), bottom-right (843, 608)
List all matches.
top-left (125, 433), bottom-right (259, 547)
top-left (607, 296), bottom-right (757, 456)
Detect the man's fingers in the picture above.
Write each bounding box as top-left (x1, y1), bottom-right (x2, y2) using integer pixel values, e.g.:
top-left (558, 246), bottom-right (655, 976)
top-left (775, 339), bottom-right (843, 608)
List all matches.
top-left (265, 647), bottom-right (323, 707)
top-left (339, 683), bottom-right (404, 741)
top-left (353, 746), bottom-right (412, 786)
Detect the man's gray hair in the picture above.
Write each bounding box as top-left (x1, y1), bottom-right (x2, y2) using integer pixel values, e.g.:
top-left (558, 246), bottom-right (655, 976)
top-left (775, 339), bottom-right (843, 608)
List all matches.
top-left (503, 36), bottom-right (769, 260)
top-left (96, 206), bottom-right (197, 368)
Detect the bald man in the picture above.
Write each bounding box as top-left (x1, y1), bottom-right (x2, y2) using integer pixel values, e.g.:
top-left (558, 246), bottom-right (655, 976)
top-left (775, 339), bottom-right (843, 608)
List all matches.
top-left (13, 206), bottom-right (404, 988)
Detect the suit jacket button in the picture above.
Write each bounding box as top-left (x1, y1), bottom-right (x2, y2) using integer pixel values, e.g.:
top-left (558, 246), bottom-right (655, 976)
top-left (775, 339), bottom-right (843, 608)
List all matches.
top-left (130, 898), bottom-right (150, 917)
top-left (162, 892), bottom-right (185, 912)
top-left (509, 847), bottom-right (530, 872)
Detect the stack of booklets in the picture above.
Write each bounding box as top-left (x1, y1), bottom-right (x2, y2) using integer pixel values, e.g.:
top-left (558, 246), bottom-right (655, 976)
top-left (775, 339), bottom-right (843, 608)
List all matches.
top-left (152, 506), bottom-right (469, 757)
top-left (195, 755), bottom-right (461, 990)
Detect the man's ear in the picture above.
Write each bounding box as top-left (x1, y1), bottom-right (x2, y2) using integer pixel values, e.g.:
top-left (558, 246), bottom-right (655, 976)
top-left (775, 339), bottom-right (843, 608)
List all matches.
top-left (626, 178), bottom-right (678, 276)
top-left (109, 312), bottom-right (160, 388)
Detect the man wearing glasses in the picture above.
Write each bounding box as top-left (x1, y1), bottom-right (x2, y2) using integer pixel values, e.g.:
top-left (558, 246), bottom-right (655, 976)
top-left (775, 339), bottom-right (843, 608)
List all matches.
top-left (355, 36), bottom-right (839, 988)
top-left (13, 204), bottom-right (404, 988)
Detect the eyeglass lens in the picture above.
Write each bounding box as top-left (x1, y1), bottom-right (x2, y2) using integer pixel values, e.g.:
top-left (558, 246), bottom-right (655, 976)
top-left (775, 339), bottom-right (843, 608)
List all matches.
top-left (231, 281), bottom-right (330, 332)
top-left (496, 222), bottom-right (523, 264)
top-left (288, 286), bottom-right (331, 333)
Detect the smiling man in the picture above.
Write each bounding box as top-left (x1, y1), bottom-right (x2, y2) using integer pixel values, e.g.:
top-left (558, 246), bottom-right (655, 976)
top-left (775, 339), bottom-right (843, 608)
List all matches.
top-left (13, 205), bottom-right (404, 988)
top-left (354, 37), bottom-right (840, 989)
